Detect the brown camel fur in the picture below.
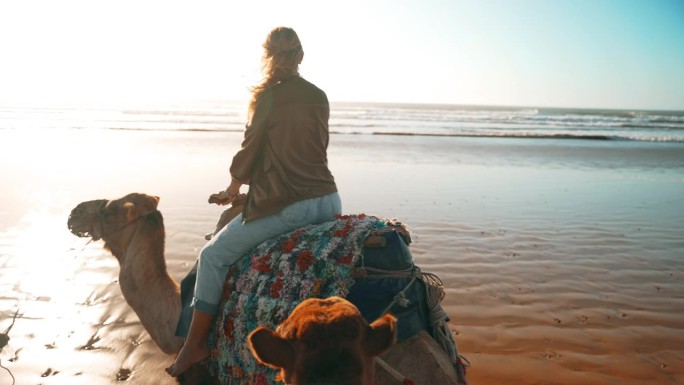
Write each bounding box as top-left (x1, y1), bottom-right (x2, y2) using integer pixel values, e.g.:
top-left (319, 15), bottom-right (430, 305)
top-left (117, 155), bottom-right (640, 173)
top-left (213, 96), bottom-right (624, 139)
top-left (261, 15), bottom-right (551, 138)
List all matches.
top-left (67, 192), bottom-right (464, 385)
top-left (68, 193), bottom-right (183, 355)
top-left (249, 296), bottom-right (396, 385)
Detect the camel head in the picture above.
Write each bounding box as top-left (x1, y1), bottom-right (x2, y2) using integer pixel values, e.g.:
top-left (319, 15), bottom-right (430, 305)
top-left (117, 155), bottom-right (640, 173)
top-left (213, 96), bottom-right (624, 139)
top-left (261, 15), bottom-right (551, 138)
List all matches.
top-left (67, 193), bottom-right (163, 262)
top-left (248, 296), bottom-right (397, 385)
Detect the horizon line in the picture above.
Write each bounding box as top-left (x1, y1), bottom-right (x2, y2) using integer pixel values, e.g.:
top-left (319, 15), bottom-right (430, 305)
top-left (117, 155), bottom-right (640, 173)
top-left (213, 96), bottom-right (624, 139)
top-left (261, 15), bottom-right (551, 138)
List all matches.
top-left (1, 97), bottom-right (682, 114)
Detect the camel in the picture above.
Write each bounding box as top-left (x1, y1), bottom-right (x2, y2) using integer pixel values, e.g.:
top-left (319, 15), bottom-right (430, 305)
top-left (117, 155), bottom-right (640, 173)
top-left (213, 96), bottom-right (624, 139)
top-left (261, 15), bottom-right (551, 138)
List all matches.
top-left (248, 296), bottom-right (396, 385)
top-left (67, 192), bottom-right (469, 385)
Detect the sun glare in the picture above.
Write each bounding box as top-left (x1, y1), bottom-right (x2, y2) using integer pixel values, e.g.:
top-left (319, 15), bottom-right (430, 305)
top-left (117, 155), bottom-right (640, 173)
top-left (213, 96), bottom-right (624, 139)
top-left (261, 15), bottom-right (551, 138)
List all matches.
top-left (0, 1), bottom-right (268, 105)
top-left (0, 208), bottom-right (115, 322)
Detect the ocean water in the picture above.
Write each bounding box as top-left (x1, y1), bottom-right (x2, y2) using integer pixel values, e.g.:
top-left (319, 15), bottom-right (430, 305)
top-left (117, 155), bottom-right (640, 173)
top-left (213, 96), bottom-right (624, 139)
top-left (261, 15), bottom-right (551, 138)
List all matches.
top-left (1, 100), bottom-right (683, 142)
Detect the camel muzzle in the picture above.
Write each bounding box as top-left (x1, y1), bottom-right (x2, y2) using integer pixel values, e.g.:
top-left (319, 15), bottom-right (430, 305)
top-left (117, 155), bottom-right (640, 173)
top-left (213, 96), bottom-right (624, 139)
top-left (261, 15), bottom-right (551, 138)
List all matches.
top-left (67, 199), bottom-right (107, 238)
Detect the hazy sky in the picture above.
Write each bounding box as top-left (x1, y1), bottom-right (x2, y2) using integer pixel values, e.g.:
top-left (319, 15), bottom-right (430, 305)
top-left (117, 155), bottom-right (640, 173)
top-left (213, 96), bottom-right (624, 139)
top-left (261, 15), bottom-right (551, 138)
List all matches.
top-left (1, 0), bottom-right (683, 110)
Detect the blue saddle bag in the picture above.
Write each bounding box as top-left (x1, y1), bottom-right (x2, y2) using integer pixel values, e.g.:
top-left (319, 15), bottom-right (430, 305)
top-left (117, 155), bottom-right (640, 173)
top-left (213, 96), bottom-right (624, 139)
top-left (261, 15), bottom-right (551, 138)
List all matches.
top-left (346, 229), bottom-right (431, 342)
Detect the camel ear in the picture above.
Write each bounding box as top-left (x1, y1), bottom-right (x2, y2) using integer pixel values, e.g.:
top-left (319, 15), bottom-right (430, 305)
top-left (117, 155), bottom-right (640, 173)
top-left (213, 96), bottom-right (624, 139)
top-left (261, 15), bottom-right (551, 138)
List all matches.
top-left (248, 326), bottom-right (295, 370)
top-left (123, 202), bottom-right (138, 221)
top-left (364, 314), bottom-right (397, 357)
top-left (140, 194), bottom-right (160, 213)
top-left (123, 195), bottom-right (159, 221)
top-left (147, 195), bottom-right (160, 207)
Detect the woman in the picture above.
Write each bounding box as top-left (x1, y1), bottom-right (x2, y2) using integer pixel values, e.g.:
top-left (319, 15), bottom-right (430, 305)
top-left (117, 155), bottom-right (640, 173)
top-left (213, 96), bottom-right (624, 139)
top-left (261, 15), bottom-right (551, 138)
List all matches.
top-left (166, 26), bottom-right (341, 376)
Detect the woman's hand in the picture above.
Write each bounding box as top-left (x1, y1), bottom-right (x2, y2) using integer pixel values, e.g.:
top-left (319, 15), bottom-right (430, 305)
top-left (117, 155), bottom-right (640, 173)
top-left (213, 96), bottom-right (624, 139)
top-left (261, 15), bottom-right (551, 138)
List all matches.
top-left (208, 177), bottom-right (243, 205)
top-left (208, 190), bottom-right (237, 205)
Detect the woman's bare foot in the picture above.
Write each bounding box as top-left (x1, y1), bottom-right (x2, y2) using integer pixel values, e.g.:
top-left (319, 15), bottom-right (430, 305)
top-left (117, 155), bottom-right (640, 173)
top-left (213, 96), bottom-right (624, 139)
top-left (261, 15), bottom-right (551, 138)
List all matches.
top-left (165, 342), bottom-right (210, 377)
top-left (168, 305), bottom-right (215, 376)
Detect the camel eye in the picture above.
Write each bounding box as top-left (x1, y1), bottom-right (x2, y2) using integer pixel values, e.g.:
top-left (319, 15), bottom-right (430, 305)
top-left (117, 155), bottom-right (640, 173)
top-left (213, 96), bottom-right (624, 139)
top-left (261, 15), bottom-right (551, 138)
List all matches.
top-left (100, 205), bottom-right (115, 218)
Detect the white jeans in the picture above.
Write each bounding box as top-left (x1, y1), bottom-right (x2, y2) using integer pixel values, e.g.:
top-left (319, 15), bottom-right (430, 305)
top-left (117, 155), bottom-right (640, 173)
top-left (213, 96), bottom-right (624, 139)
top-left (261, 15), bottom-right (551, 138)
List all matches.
top-left (191, 192), bottom-right (342, 315)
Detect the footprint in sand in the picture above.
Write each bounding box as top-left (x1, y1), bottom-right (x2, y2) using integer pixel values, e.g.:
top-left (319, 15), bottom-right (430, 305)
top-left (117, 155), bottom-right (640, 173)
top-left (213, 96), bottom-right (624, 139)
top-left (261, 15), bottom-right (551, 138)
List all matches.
top-left (117, 368), bottom-right (132, 381)
top-left (41, 368), bottom-right (60, 377)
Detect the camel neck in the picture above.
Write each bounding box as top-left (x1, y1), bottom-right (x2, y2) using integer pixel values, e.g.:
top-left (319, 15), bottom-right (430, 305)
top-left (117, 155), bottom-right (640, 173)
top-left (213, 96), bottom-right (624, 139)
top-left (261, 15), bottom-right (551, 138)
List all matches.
top-left (119, 221), bottom-right (174, 287)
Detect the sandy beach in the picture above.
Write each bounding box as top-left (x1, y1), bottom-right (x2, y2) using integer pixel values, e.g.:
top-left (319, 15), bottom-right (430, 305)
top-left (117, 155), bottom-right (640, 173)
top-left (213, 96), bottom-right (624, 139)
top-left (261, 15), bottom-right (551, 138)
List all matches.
top-left (1, 126), bottom-right (683, 385)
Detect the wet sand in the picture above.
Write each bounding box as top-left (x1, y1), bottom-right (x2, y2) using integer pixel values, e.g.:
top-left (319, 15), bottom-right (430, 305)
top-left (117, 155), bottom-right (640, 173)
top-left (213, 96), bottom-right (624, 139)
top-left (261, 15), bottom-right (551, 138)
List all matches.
top-left (1, 128), bottom-right (683, 385)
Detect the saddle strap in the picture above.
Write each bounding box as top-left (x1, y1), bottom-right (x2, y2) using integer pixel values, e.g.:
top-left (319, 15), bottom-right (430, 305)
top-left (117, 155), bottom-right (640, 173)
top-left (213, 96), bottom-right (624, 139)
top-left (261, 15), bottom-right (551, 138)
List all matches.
top-left (375, 357), bottom-right (416, 385)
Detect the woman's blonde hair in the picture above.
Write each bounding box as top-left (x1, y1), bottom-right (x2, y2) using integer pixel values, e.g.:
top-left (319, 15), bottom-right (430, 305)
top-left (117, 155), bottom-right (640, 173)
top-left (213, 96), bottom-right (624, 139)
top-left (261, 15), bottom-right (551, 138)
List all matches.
top-left (249, 27), bottom-right (303, 115)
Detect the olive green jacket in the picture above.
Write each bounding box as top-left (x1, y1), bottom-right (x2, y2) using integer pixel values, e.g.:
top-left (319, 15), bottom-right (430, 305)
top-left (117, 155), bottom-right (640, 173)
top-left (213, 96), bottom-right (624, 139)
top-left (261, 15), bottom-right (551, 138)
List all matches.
top-left (230, 77), bottom-right (337, 222)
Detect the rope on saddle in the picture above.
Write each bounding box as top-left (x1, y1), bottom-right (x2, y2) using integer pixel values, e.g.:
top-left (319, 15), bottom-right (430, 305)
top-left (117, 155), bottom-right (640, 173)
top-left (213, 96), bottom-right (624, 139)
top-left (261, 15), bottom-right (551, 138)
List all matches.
top-left (359, 264), bottom-right (470, 384)
top-left (420, 270), bottom-right (470, 384)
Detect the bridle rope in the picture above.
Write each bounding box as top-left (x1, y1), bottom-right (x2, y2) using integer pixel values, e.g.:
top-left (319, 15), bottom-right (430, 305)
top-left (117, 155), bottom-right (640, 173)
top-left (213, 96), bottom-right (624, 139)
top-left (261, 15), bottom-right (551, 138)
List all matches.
top-left (76, 202), bottom-right (159, 252)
